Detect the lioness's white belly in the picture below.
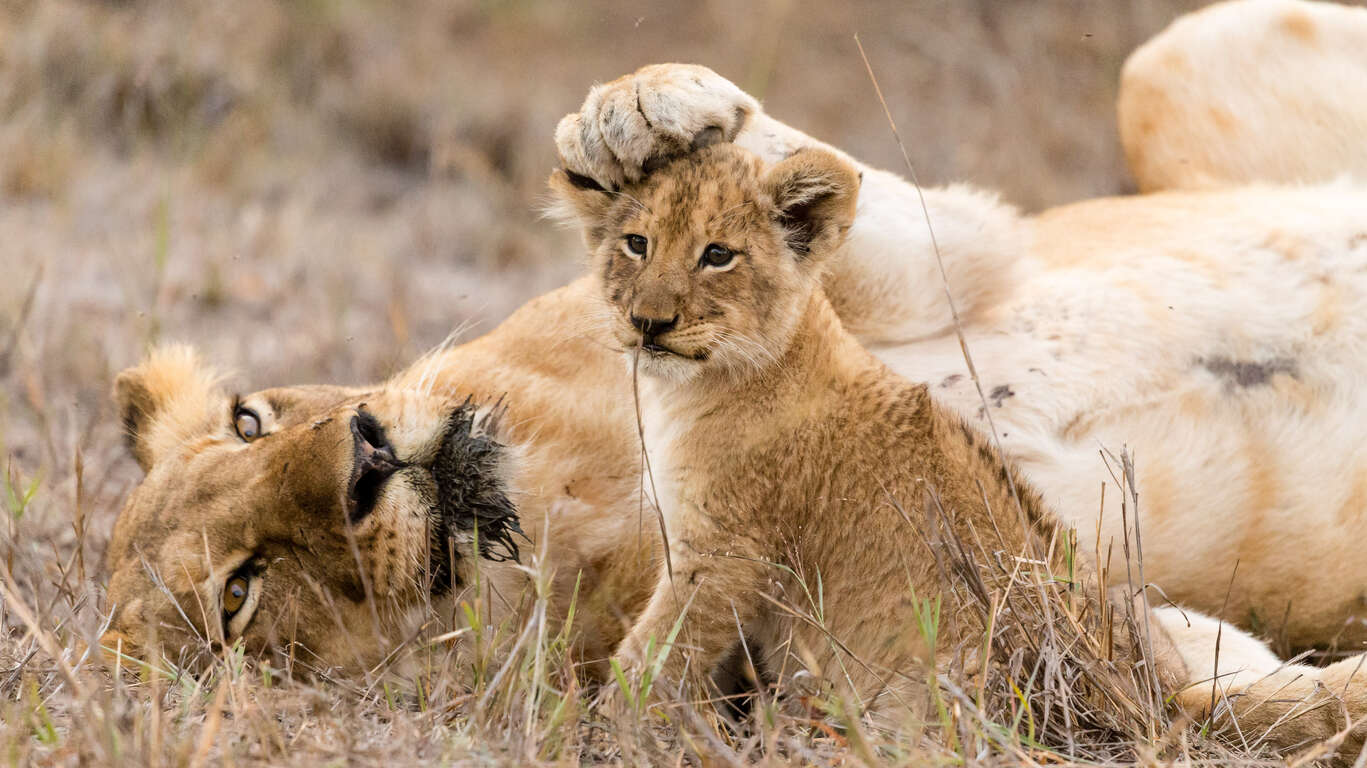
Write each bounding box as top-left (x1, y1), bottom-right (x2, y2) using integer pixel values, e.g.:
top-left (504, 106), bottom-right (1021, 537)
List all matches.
top-left (870, 182), bottom-right (1367, 646)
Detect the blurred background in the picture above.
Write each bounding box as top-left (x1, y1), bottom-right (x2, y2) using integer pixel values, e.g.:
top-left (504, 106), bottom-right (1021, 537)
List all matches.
top-left (0, 0), bottom-right (1203, 569)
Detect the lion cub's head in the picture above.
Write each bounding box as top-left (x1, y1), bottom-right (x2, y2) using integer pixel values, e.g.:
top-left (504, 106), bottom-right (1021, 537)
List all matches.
top-left (550, 143), bottom-right (859, 380)
top-left (101, 346), bottom-right (519, 672)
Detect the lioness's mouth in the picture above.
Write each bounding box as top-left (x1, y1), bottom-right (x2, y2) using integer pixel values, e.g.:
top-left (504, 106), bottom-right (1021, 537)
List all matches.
top-left (426, 401), bottom-right (521, 596)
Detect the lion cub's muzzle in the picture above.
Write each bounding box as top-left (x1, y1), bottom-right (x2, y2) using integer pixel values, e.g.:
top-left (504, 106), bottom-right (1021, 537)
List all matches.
top-left (348, 410), bottom-right (404, 524)
top-left (625, 312), bottom-right (709, 361)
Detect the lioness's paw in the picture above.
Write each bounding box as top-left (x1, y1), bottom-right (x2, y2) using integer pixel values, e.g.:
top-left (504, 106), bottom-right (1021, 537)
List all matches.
top-left (555, 64), bottom-right (759, 190)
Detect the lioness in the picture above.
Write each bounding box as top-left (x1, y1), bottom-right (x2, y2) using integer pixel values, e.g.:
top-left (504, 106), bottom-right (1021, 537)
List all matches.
top-left (551, 138), bottom-right (1367, 753)
top-left (103, 0), bottom-right (1367, 696)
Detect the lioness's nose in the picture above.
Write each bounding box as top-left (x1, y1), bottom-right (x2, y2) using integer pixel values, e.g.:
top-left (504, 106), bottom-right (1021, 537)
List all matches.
top-left (351, 411), bottom-right (396, 461)
top-left (629, 313), bottom-right (678, 338)
top-left (349, 411), bottom-right (401, 523)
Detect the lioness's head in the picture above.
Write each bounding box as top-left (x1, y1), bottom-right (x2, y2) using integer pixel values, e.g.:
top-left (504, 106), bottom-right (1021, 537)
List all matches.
top-left (102, 346), bottom-right (519, 672)
top-left (549, 144), bottom-right (859, 381)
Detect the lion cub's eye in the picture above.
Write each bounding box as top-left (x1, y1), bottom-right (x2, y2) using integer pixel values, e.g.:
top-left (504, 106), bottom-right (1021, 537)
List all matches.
top-left (700, 243), bottom-right (735, 269)
top-left (233, 407), bottom-right (262, 442)
top-left (223, 574), bottom-right (250, 615)
top-left (623, 234), bottom-right (648, 258)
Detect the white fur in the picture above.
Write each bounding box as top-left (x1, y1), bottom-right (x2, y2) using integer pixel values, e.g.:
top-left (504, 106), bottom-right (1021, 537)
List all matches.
top-left (1152, 606), bottom-right (1302, 693)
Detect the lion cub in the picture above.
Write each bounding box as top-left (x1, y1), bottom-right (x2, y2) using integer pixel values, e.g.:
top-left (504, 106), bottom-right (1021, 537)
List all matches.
top-left (550, 143), bottom-right (1066, 708)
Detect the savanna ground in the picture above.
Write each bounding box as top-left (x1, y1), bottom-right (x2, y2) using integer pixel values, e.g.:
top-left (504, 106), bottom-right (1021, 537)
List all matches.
top-left (0, 1), bottom-right (1306, 765)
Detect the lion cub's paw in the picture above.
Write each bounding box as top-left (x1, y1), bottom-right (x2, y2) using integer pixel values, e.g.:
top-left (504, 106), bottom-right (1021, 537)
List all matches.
top-left (554, 63), bottom-right (759, 190)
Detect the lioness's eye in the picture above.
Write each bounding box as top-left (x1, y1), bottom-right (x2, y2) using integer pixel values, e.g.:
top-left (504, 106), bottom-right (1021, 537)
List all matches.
top-left (624, 234), bottom-right (648, 257)
top-left (700, 243), bottom-right (735, 269)
top-left (223, 574), bottom-right (249, 615)
top-left (234, 407), bottom-right (261, 442)
top-left (220, 565), bottom-right (261, 639)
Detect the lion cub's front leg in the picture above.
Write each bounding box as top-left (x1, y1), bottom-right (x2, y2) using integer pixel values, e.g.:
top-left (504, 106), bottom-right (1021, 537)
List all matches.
top-left (614, 532), bottom-right (769, 692)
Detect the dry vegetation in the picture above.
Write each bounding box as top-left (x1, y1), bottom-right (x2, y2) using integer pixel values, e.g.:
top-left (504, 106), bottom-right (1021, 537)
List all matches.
top-left (4, 0), bottom-right (1321, 765)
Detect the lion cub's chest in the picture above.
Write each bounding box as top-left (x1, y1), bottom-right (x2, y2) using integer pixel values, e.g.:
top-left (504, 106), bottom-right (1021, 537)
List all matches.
top-left (637, 391), bottom-right (783, 542)
top-left (637, 378), bottom-right (931, 554)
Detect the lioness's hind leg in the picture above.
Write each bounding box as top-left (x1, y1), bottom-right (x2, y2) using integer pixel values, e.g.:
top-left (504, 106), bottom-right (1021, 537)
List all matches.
top-left (1120, 0), bottom-right (1367, 191)
top-left (1154, 606), bottom-right (1367, 764)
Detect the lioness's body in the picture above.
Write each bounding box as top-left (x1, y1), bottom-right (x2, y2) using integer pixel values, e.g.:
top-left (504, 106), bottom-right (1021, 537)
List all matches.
top-left (427, 174), bottom-right (1367, 651)
top-left (388, 281), bottom-right (654, 662)
top-left (519, 172), bottom-right (1367, 645)
top-left (881, 183), bottom-right (1367, 648)
top-left (363, 170), bottom-right (1367, 664)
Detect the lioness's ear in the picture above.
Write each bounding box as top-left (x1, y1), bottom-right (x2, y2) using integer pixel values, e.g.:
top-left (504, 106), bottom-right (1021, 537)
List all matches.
top-left (762, 148), bottom-right (860, 262)
top-left (114, 345), bottom-right (226, 471)
top-left (546, 168), bottom-right (615, 247)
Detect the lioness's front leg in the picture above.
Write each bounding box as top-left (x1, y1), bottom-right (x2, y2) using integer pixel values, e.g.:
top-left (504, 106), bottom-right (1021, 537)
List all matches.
top-left (556, 63), bottom-right (802, 191)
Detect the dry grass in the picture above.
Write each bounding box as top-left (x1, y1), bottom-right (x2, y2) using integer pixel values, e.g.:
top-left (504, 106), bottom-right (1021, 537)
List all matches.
top-left (9, 0), bottom-right (1328, 765)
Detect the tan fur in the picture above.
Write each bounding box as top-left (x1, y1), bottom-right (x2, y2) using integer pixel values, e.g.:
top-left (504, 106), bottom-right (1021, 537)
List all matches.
top-left (557, 55), bottom-right (1367, 653)
top-left (557, 144), bottom-right (1047, 697)
top-left (1155, 606), bottom-right (1367, 755)
top-left (105, 379), bottom-right (452, 670)
top-left (113, 345), bottom-right (229, 471)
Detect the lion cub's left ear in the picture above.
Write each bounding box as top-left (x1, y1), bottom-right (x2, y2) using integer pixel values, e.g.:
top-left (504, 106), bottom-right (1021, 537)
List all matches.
top-left (547, 169), bottom-right (615, 249)
top-left (762, 148), bottom-right (860, 263)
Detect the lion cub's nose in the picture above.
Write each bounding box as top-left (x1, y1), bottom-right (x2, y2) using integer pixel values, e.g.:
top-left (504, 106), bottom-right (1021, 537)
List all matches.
top-left (629, 313), bottom-right (678, 340)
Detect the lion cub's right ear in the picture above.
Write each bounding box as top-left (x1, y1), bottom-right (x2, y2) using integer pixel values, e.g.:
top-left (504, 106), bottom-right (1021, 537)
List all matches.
top-left (546, 169), bottom-right (615, 248)
top-left (113, 345), bottom-right (226, 471)
top-left (762, 148), bottom-right (860, 264)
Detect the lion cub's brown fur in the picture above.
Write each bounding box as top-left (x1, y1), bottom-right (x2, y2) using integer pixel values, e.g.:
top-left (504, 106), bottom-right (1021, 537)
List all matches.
top-left (552, 144), bottom-right (1067, 708)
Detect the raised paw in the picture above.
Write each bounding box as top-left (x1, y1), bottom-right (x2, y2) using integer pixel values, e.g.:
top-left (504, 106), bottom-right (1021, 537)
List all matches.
top-left (554, 63), bottom-right (760, 190)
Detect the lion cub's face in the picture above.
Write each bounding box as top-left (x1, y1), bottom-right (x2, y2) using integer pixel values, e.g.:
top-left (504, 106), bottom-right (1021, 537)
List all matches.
top-left (102, 347), bottom-right (518, 673)
top-left (550, 144), bottom-right (859, 381)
